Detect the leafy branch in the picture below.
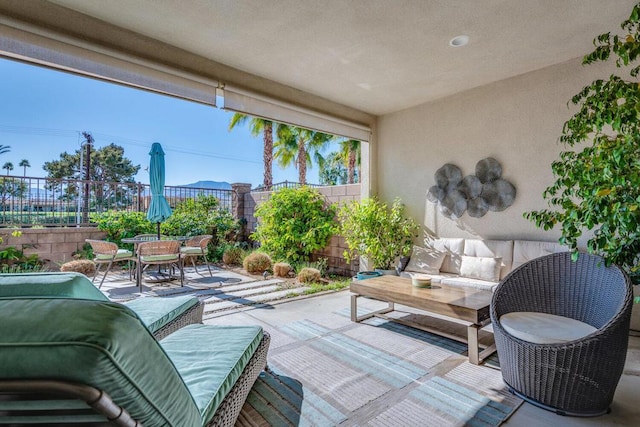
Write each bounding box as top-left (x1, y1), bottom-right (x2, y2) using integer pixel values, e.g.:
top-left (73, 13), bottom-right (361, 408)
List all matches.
top-left (524, 2), bottom-right (640, 280)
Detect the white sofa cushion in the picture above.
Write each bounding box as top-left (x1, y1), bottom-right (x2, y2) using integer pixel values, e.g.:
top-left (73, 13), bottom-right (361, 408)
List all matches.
top-left (399, 271), bottom-right (458, 284)
top-left (464, 239), bottom-right (514, 279)
top-left (459, 255), bottom-right (502, 282)
top-left (500, 312), bottom-right (597, 344)
top-left (439, 276), bottom-right (497, 292)
top-left (512, 240), bottom-right (568, 270)
top-left (430, 238), bottom-right (465, 274)
top-left (405, 245), bottom-right (446, 274)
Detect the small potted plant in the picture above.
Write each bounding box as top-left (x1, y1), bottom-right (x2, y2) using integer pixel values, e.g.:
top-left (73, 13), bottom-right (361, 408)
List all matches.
top-left (338, 197), bottom-right (418, 274)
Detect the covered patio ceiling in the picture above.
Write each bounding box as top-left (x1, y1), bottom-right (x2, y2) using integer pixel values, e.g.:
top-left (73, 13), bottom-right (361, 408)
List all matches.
top-left (1, 0), bottom-right (637, 119)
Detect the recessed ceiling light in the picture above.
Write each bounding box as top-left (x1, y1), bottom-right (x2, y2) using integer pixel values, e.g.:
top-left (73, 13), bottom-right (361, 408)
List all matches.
top-left (449, 35), bottom-right (470, 47)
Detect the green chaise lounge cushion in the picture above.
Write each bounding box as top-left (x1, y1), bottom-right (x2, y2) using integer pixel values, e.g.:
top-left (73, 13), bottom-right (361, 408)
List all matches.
top-left (160, 324), bottom-right (264, 424)
top-left (0, 272), bottom-right (199, 335)
top-left (0, 298), bottom-right (265, 426)
top-left (125, 295), bottom-right (199, 333)
top-left (0, 272), bottom-right (108, 300)
top-left (0, 298), bottom-right (202, 426)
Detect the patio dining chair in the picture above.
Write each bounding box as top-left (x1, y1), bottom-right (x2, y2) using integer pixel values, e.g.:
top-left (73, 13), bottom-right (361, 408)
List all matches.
top-left (180, 234), bottom-right (213, 276)
top-left (85, 239), bottom-right (136, 288)
top-left (137, 240), bottom-right (184, 290)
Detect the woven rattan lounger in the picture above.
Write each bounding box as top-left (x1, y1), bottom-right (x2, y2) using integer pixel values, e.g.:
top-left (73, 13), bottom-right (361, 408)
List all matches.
top-left (0, 298), bottom-right (269, 426)
top-left (0, 272), bottom-right (203, 339)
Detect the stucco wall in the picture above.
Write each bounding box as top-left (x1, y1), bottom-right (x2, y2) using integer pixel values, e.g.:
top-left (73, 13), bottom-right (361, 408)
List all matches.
top-left (375, 57), bottom-right (614, 245)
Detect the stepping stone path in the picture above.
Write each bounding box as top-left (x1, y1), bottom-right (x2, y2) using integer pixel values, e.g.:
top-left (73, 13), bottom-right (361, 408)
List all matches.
top-left (100, 266), bottom-right (310, 318)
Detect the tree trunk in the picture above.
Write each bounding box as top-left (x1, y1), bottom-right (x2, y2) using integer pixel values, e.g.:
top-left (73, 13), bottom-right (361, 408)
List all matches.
top-left (297, 142), bottom-right (307, 184)
top-left (348, 147), bottom-right (356, 184)
top-left (263, 122), bottom-right (273, 190)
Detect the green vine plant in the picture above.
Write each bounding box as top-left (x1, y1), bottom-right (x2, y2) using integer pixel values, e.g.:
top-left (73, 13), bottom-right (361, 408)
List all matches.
top-left (524, 2), bottom-right (640, 284)
top-left (338, 197), bottom-right (418, 271)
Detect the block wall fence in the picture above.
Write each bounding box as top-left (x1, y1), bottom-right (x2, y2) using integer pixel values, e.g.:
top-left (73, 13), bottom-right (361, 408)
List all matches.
top-left (0, 183), bottom-right (360, 275)
top-left (0, 227), bottom-right (107, 267)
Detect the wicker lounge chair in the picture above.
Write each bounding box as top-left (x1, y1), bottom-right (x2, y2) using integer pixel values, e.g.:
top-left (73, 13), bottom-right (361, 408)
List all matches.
top-left (491, 252), bottom-right (633, 416)
top-left (181, 234), bottom-right (213, 276)
top-left (0, 272), bottom-right (203, 340)
top-left (86, 239), bottom-right (137, 288)
top-left (0, 297), bottom-right (269, 426)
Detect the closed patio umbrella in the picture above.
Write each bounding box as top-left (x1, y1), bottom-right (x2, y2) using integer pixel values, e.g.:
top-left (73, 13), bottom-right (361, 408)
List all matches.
top-left (147, 142), bottom-right (172, 238)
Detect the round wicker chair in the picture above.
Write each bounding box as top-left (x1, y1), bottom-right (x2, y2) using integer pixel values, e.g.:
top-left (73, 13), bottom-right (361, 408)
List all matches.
top-left (490, 252), bottom-right (633, 417)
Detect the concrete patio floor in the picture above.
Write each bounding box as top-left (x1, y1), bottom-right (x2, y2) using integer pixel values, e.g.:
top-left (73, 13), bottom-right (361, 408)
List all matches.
top-left (101, 268), bottom-right (640, 426)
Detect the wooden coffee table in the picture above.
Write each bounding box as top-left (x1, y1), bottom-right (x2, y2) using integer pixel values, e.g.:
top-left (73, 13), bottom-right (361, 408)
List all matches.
top-left (350, 275), bottom-right (496, 364)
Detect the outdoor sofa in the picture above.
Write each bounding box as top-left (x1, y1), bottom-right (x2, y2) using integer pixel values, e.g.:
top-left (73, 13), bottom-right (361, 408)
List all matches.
top-left (0, 273), bottom-right (270, 426)
top-left (398, 238), bottom-right (568, 291)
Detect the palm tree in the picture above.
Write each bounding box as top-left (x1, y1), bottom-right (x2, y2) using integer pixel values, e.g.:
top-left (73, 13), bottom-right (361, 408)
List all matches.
top-left (0, 145), bottom-right (10, 156)
top-left (18, 159), bottom-right (30, 177)
top-left (274, 124), bottom-right (334, 184)
top-left (228, 113), bottom-right (274, 190)
top-left (339, 139), bottom-right (361, 184)
top-left (3, 162), bottom-right (13, 175)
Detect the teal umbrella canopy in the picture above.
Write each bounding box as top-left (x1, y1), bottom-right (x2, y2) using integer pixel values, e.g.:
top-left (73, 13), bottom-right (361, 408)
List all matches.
top-left (147, 143), bottom-right (172, 229)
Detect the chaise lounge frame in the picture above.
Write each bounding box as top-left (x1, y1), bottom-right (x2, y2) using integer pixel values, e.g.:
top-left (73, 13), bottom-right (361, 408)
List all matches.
top-left (0, 332), bottom-right (270, 426)
top-left (152, 300), bottom-right (204, 340)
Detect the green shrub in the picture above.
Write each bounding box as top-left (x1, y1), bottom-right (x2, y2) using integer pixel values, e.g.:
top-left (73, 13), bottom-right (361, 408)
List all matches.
top-left (60, 259), bottom-right (96, 275)
top-left (338, 197), bottom-right (418, 270)
top-left (297, 267), bottom-right (321, 283)
top-left (73, 242), bottom-right (94, 260)
top-left (0, 263), bottom-right (47, 273)
top-left (91, 195), bottom-right (240, 252)
top-left (90, 211), bottom-right (154, 244)
top-left (292, 258), bottom-right (328, 277)
top-left (273, 262), bottom-right (292, 277)
top-left (243, 252), bottom-right (272, 274)
top-left (0, 245), bottom-right (45, 273)
top-left (252, 187), bottom-right (337, 263)
top-left (161, 195), bottom-right (239, 247)
top-left (222, 246), bottom-right (245, 265)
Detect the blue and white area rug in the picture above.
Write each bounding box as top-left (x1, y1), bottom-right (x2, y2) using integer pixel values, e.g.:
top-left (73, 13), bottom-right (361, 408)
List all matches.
top-left (236, 307), bottom-right (522, 426)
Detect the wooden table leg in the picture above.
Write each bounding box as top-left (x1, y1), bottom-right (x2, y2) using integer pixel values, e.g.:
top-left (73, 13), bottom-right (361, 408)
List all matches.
top-left (468, 323), bottom-right (497, 365)
top-left (350, 294), bottom-right (358, 322)
top-left (351, 294), bottom-right (394, 322)
top-left (468, 323), bottom-right (480, 364)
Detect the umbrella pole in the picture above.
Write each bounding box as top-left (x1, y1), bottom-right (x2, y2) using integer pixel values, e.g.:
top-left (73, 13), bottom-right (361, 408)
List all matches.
top-left (156, 222), bottom-right (162, 274)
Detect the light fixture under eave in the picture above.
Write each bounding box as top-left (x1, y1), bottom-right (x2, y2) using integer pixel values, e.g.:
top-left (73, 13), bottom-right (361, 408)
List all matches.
top-left (449, 35), bottom-right (470, 47)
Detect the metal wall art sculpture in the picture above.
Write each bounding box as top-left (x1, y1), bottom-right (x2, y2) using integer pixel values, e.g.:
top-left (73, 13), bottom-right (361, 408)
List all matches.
top-left (427, 157), bottom-right (516, 219)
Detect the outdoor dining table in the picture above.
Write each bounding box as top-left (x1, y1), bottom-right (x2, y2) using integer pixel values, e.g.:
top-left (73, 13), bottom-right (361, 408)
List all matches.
top-left (121, 236), bottom-right (189, 245)
top-left (122, 236), bottom-right (189, 288)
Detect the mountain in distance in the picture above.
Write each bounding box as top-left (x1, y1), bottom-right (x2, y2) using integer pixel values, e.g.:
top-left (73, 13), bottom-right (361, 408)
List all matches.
top-left (181, 180), bottom-right (232, 190)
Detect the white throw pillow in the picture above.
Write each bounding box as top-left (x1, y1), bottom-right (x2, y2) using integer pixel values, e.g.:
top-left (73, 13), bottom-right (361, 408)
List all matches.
top-left (405, 246), bottom-right (446, 274)
top-left (459, 255), bottom-right (502, 282)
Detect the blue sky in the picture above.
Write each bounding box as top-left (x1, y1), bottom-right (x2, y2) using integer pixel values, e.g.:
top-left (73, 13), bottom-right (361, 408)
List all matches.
top-left (0, 58), bottom-right (330, 187)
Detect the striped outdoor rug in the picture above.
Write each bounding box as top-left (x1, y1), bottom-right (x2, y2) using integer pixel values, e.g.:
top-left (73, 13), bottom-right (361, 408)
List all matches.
top-left (236, 308), bottom-right (521, 426)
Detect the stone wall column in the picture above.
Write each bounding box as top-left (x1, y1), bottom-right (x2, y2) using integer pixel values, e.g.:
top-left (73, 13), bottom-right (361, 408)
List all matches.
top-left (231, 183), bottom-right (253, 241)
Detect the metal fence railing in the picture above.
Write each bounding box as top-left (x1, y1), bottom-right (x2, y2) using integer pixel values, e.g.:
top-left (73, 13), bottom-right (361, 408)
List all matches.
top-left (0, 175), bottom-right (233, 227)
top-left (251, 181), bottom-right (322, 192)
